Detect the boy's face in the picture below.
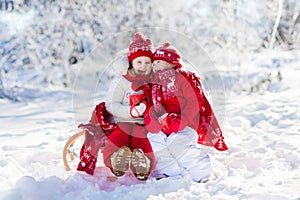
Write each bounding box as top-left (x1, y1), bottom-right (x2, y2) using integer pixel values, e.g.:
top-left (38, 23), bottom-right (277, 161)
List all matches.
top-left (152, 60), bottom-right (174, 73)
top-left (132, 56), bottom-right (152, 75)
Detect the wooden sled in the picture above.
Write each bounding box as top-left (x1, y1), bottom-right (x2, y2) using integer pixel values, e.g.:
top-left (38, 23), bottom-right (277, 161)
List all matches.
top-left (62, 131), bottom-right (118, 181)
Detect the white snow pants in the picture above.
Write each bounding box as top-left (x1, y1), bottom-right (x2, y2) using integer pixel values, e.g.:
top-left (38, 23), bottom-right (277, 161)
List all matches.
top-left (147, 126), bottom-right (212, 182)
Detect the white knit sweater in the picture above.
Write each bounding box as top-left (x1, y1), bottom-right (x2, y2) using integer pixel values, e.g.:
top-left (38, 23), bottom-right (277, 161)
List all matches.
top-left (105, 76), bottom-right (144, 124)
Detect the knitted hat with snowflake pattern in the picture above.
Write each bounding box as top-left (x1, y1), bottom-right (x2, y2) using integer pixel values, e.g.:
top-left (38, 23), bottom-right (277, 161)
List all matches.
top-left (128, 32), bottom-right (153, 62)
top-left (153, 42), bottom-right (182, 68)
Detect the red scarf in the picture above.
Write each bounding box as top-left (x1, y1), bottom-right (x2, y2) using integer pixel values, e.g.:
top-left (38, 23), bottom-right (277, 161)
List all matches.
top-left (151, 69), bottom-right (178, 115)
top-left (123, 73), bottom-right (151, 91)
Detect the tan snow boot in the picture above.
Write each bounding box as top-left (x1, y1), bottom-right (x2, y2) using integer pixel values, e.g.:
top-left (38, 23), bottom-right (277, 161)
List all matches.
top-left (110, 146), bottom-right (132, 177)
top-left (131, 148), bottom-right (151, 180)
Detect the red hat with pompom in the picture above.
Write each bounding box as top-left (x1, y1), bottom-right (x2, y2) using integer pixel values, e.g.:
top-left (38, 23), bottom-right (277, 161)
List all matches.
top-left (153, 42), bottom-right (182, 68)
top-left (128, 32), bottom-right (153, 62)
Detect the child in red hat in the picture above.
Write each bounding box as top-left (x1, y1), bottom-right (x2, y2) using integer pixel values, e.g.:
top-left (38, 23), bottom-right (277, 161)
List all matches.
top-left (147, 42), bottom-right (228, 182)
top-left (101, 32), bottom-right (156, 180)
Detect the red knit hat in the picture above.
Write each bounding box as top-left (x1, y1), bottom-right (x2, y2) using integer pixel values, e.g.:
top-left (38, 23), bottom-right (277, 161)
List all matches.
top-left (153, 42), bottom-right (182, 68)
top-left (128, 32), bottom-right (153, 62)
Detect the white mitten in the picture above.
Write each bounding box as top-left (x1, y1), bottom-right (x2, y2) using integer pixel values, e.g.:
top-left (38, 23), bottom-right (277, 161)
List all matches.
top-left (130, 101), bottom-right (147, 118)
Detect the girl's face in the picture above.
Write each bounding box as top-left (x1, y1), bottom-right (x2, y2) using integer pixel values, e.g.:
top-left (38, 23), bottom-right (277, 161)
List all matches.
top-left (152, 60), bottom-right (174, 73)
top-left (131, 56), bottom-right (152, 76)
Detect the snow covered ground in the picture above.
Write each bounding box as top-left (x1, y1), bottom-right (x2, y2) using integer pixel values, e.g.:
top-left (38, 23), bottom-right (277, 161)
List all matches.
top-left (0, 50), bottom-right (300, 200)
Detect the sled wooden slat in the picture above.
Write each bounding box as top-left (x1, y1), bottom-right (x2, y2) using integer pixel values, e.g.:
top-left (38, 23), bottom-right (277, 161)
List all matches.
top-left (62, 130), bottom-right (84, 171)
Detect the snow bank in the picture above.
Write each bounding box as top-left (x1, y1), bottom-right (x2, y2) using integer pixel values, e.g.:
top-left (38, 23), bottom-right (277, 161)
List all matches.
top-left (0, 50), bottom-right (300, 199)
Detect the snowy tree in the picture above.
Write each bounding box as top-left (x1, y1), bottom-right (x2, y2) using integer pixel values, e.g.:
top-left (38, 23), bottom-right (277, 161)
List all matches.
top-left (278, 0), bottom-right (300, 49)
top-left (0, 0), bottom-right (299, 100)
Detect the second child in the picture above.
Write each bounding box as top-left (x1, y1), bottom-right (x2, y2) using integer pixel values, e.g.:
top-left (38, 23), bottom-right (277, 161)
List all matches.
top-left (148, 42), bottom-right (228, 182)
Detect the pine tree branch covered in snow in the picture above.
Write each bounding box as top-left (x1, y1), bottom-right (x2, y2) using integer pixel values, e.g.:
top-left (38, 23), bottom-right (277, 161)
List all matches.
top-left (0, 0), bottom-right (299, 101)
